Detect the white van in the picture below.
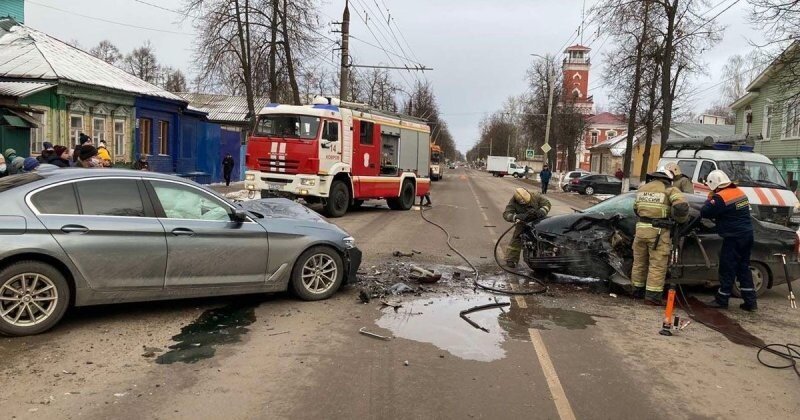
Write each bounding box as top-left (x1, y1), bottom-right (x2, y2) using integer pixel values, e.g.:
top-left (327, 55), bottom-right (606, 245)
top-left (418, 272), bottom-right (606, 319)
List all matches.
top-left (659, 145), bottom-right (800, 227)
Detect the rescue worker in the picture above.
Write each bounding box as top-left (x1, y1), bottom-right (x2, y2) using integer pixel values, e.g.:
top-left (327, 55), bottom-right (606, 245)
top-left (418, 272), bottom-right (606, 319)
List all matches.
top-left (539, 165), bottom-right (552, 194)
top-left (701, 170), bottom-right (757, 311)
top-left (664, 162), bottom-right (694, 194)
top-left (502, 187), bottom-right (551, 268)
top-left (631, 169), bottom-right (689, 305)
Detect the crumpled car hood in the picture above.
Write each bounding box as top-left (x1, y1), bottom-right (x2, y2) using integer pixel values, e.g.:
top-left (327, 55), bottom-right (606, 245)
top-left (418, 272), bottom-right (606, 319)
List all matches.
top-left (239, 198), bottom-right (326, 222)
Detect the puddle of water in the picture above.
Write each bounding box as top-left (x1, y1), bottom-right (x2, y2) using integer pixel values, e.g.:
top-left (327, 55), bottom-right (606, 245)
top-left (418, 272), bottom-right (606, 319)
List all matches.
top-left (156, 303), bottom-right (257, 364)
top-left (684, 296), bottom-right (765, 348)
top-left (375, 295), bottom-right (509, 362)
top-left (374, 293), bottom-right (604, 362)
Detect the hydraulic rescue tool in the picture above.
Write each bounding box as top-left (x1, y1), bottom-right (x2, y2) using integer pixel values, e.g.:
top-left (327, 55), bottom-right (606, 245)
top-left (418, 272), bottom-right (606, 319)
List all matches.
top-left (655, 219), bottom-right (690, 336)
top-left (775, 253), bottom-right (797, 309)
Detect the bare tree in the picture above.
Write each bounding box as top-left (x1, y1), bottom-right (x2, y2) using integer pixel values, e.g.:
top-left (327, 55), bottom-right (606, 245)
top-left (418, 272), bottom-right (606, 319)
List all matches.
top-left (89, 40), bottom-right (122, 66)
top-left (160, 67), bottom-right (188, 92)
top-left (123, 41), bottom-right (159, 84)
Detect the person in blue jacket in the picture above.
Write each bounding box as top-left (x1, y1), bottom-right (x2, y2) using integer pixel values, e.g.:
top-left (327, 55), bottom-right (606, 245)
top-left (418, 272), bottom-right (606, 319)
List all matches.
top-left (701, 170), bottom-right (757, 312)
top-left (539, 164), bottom-right (552, 194)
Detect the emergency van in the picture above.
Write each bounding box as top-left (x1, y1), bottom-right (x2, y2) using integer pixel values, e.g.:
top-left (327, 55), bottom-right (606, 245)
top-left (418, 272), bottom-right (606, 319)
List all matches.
top-left (658, 136), bottom-right (800, 227)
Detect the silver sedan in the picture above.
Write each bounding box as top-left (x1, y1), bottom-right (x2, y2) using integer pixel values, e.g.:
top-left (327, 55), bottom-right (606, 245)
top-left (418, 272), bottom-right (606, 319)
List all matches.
top-left (0, 169), bottom-right (361, 336)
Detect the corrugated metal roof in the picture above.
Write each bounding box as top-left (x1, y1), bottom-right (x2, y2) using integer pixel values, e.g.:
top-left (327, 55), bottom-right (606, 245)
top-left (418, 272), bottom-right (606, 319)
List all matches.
top-left (178, 92), bottom-right (268, 123)
top-left (0, 19), bottom-right (186, 103)
top-left (0, 80), bottom-right (53, 97)
top-left (670, 123), bottom-right (735, 139)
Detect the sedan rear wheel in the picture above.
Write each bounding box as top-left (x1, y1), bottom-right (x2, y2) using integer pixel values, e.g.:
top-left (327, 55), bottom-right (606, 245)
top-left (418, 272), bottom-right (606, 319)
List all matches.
top-left (0, 261), bottom-right (70, 336)
top-left (732, 262), bottom-right (769, 298)
top-left (562, 185), bottom-right (569, 192)
top-left (585, 186), bottom-right (595, 195)
top-left (291, 246), bottom-right (344, 301)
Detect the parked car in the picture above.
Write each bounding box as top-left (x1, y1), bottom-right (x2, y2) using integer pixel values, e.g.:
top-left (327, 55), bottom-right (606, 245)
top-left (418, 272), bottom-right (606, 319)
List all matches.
top-left (0, 169), bottom-right (362, 336)
top-left (559, 170), bottom-right (592, 192)
top-left (521, 192), bottom-right (800, 296)
top-left (568, 174), bottom-right (622, 195)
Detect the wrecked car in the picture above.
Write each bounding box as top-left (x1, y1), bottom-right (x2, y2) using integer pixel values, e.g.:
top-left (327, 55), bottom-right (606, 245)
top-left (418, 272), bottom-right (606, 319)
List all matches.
top-left (0, 170), bottom-right (361, 336)
top-left (521, 192), bottom-right (800, 296)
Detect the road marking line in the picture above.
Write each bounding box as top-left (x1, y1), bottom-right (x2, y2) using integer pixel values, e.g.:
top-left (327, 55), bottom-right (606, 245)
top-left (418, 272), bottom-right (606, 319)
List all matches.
top-left (529, 329), bottom-right (577, 420)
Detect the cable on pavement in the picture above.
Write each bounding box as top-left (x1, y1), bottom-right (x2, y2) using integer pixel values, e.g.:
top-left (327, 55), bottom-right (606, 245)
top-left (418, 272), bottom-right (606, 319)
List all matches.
top-left (419, 205), bottom-right (547, 295)
top-left (675, 284), bottom-right (800, 379)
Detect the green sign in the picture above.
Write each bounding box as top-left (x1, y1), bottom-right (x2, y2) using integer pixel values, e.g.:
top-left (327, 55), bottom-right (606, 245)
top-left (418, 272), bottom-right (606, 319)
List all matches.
top-left (525, 149), bottom-right (535, 159)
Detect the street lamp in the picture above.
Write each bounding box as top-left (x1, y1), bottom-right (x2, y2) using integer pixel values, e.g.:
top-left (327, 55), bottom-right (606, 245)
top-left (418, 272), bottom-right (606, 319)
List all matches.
top-left (531, 53), bottom-right (556, 169)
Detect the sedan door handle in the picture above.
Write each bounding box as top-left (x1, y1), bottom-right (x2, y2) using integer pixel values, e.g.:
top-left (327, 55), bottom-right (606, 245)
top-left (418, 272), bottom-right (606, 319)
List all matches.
top-left (171, 228), bottom-right (195, 237)
top-left (61, 225), bottom-right (89, 234)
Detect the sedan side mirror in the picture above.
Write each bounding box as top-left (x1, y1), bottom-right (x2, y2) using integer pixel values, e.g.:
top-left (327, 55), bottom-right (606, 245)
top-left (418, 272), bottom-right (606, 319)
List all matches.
top-left (232, 210), bottom-right (248, 223)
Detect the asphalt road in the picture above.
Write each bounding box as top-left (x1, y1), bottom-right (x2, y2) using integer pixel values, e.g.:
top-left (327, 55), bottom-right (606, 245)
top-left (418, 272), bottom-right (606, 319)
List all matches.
top-left (2, 168), bottom-right (799, 419)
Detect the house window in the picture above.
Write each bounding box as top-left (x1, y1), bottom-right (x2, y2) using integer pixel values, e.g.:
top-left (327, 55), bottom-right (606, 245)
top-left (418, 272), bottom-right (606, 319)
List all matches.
top-left (607, 130), bottom-right (617, 138)
top-left (745, 107), bottom-right (753, 135)
top-left (114, 119), bottom-right (126, 160)
top-left (70, 115), bottom-right (83, 146)
top-left (29, 111), bottom-right (47, 154)
top-left (93, 117), bottom-right (106, 144)
top-left (159, 120), bottom-right (169, 155)
top-left (763, 102), bottom-right (774, 140)
top-left (785, 99), bottom-right (800, 139)
top-left (138, 118), bottom-right (152, 155)
top-left (590, 131), bottom-right (598, 145)
top-left (572, 72), bottom-right (582, 80)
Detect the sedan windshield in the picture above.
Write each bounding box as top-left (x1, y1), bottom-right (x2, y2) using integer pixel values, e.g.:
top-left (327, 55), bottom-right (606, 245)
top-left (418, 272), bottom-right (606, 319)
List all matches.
top-left (255, 114), bottom-right (321, 139)
top-left (584, 194), bottom-right (635, 216)
top-left (717, 161), bottom-right (787, 189)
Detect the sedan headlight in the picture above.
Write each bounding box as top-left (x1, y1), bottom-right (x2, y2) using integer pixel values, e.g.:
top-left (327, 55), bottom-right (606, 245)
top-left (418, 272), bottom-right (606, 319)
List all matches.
top-left (245, 173), bottom-right (255, 181)
top-left (343, 236), bottom-right (356, 249)
top-left (301, 178), bottom-right (316, 186)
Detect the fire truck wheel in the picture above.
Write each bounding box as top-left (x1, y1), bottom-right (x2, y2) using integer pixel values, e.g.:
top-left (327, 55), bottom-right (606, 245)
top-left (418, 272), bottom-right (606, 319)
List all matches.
top-left (398, 181), bottom-right (415, 210)
top-left (324, 180), bottom-right (350, 218)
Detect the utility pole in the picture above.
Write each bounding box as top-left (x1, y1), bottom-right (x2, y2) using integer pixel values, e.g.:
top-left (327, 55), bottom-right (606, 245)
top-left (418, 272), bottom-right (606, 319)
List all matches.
top-left (338, 0), bottom-right (350, 101)
top-left (543, 62), bottom-right (555, 168)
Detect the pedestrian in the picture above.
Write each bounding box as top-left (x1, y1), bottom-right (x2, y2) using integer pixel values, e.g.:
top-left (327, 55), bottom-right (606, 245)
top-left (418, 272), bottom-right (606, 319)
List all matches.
top-left (614, 167), bottom-right (624, 180)
top-left (222, 152), bottom-right (235, 187)
top-left (38, 142), bottom-right (55, 163)
top-left (4, 149), bottom-right (23, 175)
top-left (524, 165), bottom-right (531, 179)
top-left (631, 169), bottom-right (689, 305)
top-left (47, 145), bottom-right (71, 168)
top-left (701, 170), bottom-right (757, 311)
top-left (21, 157), bottom-right (40, 173)
top-left (502, 187), bottom-right (551, 268)
top-left (96, 140), bottom-right (112, 167)
top-left (133, 154), bottom-right (150, 171)
top-left (419, 191), bottom-right (432, 207)
top-left (539, 164), bottom-right (552, 194)
top-left (76, 144), bottom-right (100, 168)
top-left (74, 133), bottom-right (92, 164)
top-left (664, 162), bottom-right (694, 194)
top-left (0, 154), bottom-right (7, 177)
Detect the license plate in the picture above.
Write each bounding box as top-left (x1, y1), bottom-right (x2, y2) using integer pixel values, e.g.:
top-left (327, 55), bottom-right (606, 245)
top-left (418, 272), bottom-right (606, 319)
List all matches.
top-left (267, 183), bottom-right (283, 191)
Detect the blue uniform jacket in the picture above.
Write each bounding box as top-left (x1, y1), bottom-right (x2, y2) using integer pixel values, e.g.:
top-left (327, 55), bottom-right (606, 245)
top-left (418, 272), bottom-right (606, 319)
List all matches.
top-left (539, 169), bottom-right (552, 183)
top-left (700, 185), bottom-right (753, 238)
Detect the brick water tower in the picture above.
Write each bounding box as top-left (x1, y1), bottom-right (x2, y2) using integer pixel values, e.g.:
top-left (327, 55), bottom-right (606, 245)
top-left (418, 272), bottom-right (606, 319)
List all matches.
top-left (562, 45), bottom-right (593, 115)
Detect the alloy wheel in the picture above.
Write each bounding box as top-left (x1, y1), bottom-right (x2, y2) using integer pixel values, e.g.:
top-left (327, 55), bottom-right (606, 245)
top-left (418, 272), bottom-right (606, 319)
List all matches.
top-left (301, 254), bottom-right (339, 294)
top-left (0, 273), bottom-right (59, 327)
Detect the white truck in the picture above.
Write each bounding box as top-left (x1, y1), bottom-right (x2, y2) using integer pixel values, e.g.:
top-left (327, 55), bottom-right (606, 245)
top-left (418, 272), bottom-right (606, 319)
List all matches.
top-left (487, 156), bottom-right (528, 178)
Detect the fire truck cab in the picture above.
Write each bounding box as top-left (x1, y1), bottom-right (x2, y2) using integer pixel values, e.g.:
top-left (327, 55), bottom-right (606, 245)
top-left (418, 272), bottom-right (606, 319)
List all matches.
top-left (245, 97), bottom-right (431, 217)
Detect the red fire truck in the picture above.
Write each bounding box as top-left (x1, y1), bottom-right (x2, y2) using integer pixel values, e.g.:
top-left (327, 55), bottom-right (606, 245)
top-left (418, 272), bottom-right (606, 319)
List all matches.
top-left (245, 97), bottom-right (432, 217)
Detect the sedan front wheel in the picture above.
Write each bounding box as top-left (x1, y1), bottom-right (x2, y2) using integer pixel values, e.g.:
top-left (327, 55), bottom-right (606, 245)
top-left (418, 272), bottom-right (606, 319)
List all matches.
top-left (0, 261), bottom-right (70, 336)
top-left (291, 246), bottom-right (344, 301)
top-left (732, 262), bottom-right (769, 298)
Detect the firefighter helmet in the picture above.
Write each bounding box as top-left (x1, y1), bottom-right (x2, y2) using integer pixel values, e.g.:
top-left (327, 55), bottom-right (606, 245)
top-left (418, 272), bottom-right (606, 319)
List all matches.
top-left (664, 162), bottom-right (681, 177)
top-left (647, 170), bottom-right (673, 182)
top-left (514, 187), bottom-right (532, 205)
top-left (705, 170), bottom-right (732, 191)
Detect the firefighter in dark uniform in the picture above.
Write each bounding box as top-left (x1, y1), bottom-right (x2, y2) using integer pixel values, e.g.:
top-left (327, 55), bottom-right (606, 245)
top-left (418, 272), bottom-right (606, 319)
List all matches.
top-left (503, 187), bottom-right (551, 268)
top-left (631, 169), bottom-right (690, 305)
top-left (701, 170), bottom-right (757, 311)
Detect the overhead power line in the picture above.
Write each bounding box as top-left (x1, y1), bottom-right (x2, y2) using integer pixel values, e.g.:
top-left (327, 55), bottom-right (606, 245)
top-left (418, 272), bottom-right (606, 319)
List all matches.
top-left (131, 0), bottom-right (190, 17)
top-left (28, 0), bottom-right (193, 35)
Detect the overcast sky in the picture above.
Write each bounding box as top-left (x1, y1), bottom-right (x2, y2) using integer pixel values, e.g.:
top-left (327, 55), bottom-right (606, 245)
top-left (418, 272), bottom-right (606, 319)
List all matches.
top-left (25, 0), bottom-right (765, 153)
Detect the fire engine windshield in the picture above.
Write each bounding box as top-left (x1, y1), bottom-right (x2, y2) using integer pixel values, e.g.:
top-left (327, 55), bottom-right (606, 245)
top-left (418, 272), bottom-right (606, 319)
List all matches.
top-left (255, 114), bottom-right (320, 139)
top-left (717, 160), bottom-right (788, 189)
top-left (431, 152), bottom-right (441, 164)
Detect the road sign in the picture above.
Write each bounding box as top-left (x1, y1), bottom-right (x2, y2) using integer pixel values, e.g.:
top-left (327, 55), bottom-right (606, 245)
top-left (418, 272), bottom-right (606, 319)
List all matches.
top-left (525, 149), bottom-right (535, 159)
top-left (541, 143), bottom-right (552, 154)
